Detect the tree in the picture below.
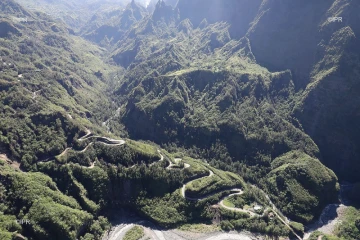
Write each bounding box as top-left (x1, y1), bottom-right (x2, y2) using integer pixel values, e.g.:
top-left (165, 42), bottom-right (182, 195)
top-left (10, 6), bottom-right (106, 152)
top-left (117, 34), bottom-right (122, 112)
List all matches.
top-left (355, 218), bottom-right (360, 230)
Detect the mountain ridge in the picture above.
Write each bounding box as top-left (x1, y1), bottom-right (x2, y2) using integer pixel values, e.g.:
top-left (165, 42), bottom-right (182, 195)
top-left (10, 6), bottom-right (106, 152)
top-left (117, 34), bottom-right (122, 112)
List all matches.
top-left (1, 0), bottom-right (360, 239)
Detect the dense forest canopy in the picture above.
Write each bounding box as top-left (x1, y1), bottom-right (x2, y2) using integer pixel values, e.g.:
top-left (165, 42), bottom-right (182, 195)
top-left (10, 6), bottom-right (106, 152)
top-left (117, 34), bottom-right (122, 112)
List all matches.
top-left (0, 0), bottom-right (359, 239)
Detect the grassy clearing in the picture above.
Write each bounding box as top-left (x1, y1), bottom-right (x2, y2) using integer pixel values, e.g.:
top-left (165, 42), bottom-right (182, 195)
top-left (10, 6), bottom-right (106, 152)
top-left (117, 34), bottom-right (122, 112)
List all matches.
top-left (222, 198), bottom-right (235, 208)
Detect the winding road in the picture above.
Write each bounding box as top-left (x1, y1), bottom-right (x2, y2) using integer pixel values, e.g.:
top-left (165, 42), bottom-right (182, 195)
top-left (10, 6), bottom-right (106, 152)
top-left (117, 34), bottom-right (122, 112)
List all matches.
top-left (33, 126), bottom-right (302, 239)
top-left (37, 129), bottom-right (126, 168)
top-left (100, 157), bottom-right (304, 240)
top-left (181, 169), bottom-right (214, 201)
top-left (48, 129), bottom-right (301, 240)
top-left (180, 170), bottom-right (261, 217)
top-left (218, 190), bottom-right (258, 217)
top-left (179, 168), bottom-right (302, 240)
top-left (153, 150), bottom-right (189, 169)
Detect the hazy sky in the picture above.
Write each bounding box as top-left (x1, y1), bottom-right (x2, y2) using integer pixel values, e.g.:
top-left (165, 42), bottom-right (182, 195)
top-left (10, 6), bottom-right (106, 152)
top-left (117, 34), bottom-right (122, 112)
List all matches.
top-left (139, 0), bottom-right (151, 7)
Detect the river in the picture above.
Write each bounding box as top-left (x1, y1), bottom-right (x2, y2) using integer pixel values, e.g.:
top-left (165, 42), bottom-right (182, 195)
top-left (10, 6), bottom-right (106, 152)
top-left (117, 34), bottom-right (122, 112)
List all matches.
top-left (303, 183), bottom-right (354, 239)
top-left (101, 209), bottom-right (265, 240)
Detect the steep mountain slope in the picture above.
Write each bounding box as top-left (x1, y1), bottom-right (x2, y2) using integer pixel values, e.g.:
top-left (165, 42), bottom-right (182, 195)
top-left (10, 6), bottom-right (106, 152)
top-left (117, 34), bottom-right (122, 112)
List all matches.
top-left (111, 2), bottom-right (312, 161)
top-left (265, 151), bottom-right (339, 224)
top-left (0, 2), bottom-right (298, 239)
top-left (13, 0), bottom-right (129, 31)
top-left (111, 0), bottom-right (360, 184)
top-left (1, 0), bottom-right (359, 239)
top-left (99, 0), bottom-right (360, 231)
top-left (293, 0), bottom-right (360, 182)
top-left (246, 0), bottom-right (334, 87)
top-left (147, 0), bottom-right (178, 13)
top-left (176, 0), bottom-right (262, 38)
top-left (104, 1), bottom-right (342, 227)
top-left (0, 1), bottom-right (119, 239)
top-left (0, 0), bottom-right (122, 166)
top-left (80, 0), bottom-right (148, 47)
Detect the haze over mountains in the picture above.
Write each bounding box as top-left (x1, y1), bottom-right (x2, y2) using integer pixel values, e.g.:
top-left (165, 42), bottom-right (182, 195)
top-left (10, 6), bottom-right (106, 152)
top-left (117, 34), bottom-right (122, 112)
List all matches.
top-left (0, 0), bottom-right (360, 239)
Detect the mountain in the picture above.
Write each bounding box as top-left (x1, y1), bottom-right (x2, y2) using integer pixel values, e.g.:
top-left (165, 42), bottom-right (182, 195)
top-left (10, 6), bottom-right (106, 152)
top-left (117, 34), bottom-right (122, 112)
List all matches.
top-left (1, 0), bottom-right (360, 239)
top-left (292, 0), bottom-right (360, 182)
top-left (105, 0), bottom-right (359, 232)
top-left (110, 0), bottom-right (360, 184)
top-left (0, 1), bottom-right (293, 239)
top-left (80, 0), bottom-right (148, 46)
top-left (0, 1), bottom-right (118, 238)
top-left (147, 0), bottom-right (178, 13)
top-left (265, 151), bottom-right (339, 223)
top-left (13, 0), bottom-right (129, 30)
top-left (176, 0), bottom-right (262, 38)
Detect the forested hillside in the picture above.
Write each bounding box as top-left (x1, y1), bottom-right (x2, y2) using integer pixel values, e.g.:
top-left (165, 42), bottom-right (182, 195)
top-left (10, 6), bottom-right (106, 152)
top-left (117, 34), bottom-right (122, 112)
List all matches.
top-left (1, 0), bottom-right (360, 239)
top-left (111, 0), bottom-right (360, 184)
top-left (12, 0), bottom-right (130, 31)
top-left (80, 0), bottom-right (148, 47)
top-left (108, 0), bottom-right (360, 238)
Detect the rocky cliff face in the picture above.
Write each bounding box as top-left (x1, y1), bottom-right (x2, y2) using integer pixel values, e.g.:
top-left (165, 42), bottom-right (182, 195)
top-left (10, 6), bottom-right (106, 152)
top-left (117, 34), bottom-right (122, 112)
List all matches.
top-left (290, 0), bottom-right (360, 182)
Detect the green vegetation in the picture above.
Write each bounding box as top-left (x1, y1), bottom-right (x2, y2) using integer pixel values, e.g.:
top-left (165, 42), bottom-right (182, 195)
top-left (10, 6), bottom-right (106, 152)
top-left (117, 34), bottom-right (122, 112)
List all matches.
top-left (181, 157), bottom-right (210, 180)
top-left (185, 168), bottom-right (244, 198)
top-left (0, 0), bottom-right (120, 173)
top-left (137, 190), bottom-right (188, 227)
top-left (26, 199), bottom-right (92, 240)
top-left (14, 0), bottom-right (132, 31)
top-left (178, 223), bottom-right (219, 233)
top-left (80, 217), bottom-right (111, 240)
top-left (136, 159), bottom-right (246, 227)
top-left (222, 186), bottom-right (269, 211)
top-left (335, 207), bottom-right (360, 240)
top-left (0, 212), bottom-right (21, 240)
top-left (1, 0), bottom-right (359, 239)
top-left (264, 151), bottom-right (339, 224)
top-left (309, 231), bottom-right (344, 240)
top-left (0, 161), bottom-right (93, 239)
top-left (219, 210), bottom-right (289, 239)
top-left (223, 195), bottom-right (245, 209)
top-left (289, 221), bottom-right (304, 236)
top-left (63, 140), bottom-right (160, 167)
top-left (123, 226), bottom-right (144, 240)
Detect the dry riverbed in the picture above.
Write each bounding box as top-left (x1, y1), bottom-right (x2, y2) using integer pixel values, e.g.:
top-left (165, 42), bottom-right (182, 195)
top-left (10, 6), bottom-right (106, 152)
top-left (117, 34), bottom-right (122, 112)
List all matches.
top-left (103, 222), bottom-right (264, 240)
